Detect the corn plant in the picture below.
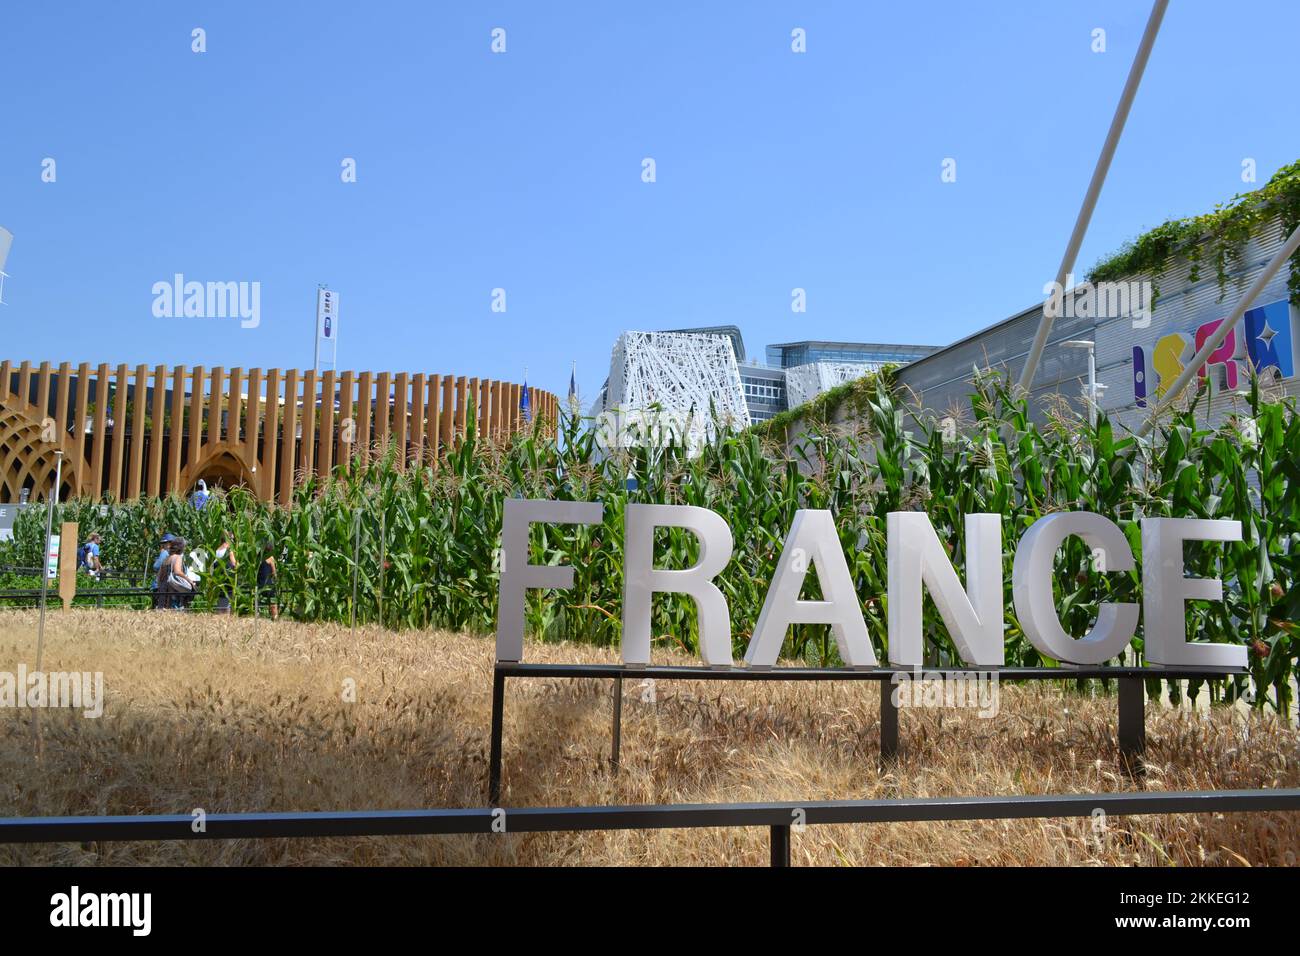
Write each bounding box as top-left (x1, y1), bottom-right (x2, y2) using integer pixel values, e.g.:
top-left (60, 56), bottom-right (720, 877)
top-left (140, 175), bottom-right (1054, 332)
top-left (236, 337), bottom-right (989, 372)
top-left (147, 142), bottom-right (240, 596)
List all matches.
top-left (9, 374), bottom-right (1296, 716)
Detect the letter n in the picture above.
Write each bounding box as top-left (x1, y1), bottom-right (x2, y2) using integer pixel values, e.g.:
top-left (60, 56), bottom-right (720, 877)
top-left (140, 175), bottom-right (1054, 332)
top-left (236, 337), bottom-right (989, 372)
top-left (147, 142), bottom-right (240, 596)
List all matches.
top-left (887, 512), bottom-right (1004, 666)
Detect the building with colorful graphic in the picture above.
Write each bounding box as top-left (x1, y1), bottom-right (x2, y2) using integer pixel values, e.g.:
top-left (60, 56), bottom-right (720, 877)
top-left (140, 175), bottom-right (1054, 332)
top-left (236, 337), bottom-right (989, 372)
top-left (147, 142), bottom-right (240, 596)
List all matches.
top-left (1133, 297), bottom-right (1296, 406)
top-left (892, 204), bottom-right (1300, 434)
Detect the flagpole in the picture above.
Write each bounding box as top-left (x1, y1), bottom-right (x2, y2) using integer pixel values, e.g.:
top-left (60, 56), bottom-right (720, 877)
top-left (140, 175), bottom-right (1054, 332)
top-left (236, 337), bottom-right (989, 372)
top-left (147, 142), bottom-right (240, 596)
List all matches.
top-left (313, 285), bottom-right (322, 376)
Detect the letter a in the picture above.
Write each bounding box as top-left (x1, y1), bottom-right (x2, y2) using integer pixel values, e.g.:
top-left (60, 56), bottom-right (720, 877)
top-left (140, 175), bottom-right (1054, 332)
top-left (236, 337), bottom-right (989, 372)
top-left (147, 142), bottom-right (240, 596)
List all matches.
top-left (745, 510), bottom-right (876, 668)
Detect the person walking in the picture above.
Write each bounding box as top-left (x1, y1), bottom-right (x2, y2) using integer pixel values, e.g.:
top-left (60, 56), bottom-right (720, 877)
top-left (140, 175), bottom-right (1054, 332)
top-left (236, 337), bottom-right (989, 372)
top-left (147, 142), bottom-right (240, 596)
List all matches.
top-left (156, 536), bottom-right (195, 610)
top-left (213, 533), bottom-right (237, 614)
top-left (77, 533), bottom-right (103, 577)
top-left (256, 539), bottom-right (279, 620)
top-left (151, 532), bottom-right (175, 609)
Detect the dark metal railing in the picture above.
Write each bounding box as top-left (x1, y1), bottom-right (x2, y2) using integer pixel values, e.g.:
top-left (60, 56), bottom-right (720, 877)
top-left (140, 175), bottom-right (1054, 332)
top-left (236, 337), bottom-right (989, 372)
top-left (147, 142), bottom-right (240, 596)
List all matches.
top-left (487, 662), bottom-right (1246, 803)
top-left (1, 788), bottom-right (1296, 866)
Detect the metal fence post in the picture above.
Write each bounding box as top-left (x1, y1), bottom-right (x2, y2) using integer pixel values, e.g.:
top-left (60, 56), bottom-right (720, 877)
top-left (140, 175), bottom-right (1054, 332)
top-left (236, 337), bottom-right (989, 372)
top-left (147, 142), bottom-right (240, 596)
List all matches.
top-left (1118, 675), bottom-right (1146, 776)
top-left (770, 825), bottom-right (791, 867)
top-left (611, 673), bottom-right (623, 773)
top-left (879, 678), bottom-right (899, 767)
top-left (488, 668), bottom-right (506, 803)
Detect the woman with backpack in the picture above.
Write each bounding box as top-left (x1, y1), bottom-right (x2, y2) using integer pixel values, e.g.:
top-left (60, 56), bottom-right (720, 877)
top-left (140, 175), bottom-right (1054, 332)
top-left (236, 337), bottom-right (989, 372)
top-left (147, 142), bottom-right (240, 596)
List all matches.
top-left (77, 533), bottom-right (103, 577)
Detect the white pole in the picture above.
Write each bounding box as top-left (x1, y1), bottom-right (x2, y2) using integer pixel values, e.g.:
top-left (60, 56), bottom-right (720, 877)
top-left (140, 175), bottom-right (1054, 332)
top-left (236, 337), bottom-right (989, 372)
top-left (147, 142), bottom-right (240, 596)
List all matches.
top-left (313, 286), bottom-right (322, 376)
top-left (332, 290), bottom-right (340, 372)
top-left (1087, 345), bottom-right (1098, 431)
top-left (351, 508), bottom-right (361, 635)
top-left (1018, 0), bottom-right (1169, 394)
top-left (36, 451), bottom-right (64, 674)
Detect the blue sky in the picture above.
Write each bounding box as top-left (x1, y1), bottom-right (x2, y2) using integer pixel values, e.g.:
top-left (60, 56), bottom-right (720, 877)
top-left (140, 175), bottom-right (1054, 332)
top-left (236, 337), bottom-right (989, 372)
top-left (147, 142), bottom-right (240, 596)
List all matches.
top-left (1, 1), bottom-right (1298, 403)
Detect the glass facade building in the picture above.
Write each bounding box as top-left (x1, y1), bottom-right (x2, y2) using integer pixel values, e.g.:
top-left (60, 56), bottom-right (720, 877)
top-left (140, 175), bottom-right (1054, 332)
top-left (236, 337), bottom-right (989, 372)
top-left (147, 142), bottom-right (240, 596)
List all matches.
top-left (766, 341), bottom-right (941, 369)
top-left (738, 365), bottom-right (787, 422)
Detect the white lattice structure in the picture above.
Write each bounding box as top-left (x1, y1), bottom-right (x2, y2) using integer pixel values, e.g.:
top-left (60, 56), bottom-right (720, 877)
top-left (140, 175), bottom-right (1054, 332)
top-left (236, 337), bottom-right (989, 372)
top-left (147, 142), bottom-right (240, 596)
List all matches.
top-left (783, 361), bottom-right (883, 408)
top-left (592, 330), bottom-right (750, 452)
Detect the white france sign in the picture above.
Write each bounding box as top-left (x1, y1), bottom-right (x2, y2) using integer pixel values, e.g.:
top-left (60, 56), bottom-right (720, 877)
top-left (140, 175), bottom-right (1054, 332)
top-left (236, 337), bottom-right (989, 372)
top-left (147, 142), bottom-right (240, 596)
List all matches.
top-left (495, 500), bottom-right (1246, 671)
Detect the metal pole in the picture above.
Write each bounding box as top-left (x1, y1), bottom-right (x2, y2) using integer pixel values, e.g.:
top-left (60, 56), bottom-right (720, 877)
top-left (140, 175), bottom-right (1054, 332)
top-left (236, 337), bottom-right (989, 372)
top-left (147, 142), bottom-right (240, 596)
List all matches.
top-left (253, 558), bottom-right (260, 639)
top-left (33, 450), bottom-right (63, 756)
top-left (0, 787), bottom-right (1296, 846)
top-left (1136, 220), bottom-right (1300, 437)
top-left (1017, 0), bottom-right (1169, 394)
top-left (1118, 675), bottom-right (1146, 776)
top-left (1087, 344), bottom-right (1097, 430)
top-left (769, 825), bottom-right (791, 867)
top-left (377, 509), bottom-right (385, 628)
top-left (611, 674), bottom-right (623, 773)
top-left (350, 507), bottom-right (360, 635)
top-left (313, 286), bottom-right (321, 377)
top-left (879, 678), bottom-right (899, 768)
top-left (488, 668), bottom-right (506, 804)
top-left (330, 290), bottom-right (339, 373)
top-left (35, 451), bottom-right (63, 673)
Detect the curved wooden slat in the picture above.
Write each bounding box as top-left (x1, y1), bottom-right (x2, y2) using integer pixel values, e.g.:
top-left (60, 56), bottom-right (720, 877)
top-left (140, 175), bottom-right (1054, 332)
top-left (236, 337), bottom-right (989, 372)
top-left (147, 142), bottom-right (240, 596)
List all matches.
top-left (0, 362), bottom-right (555, 504)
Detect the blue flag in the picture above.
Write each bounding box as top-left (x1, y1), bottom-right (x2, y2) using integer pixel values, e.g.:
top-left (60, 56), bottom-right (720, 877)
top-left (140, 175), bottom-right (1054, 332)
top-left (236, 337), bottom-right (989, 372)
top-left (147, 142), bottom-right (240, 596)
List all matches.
top-left (520, 380), bottom-right (532, 422)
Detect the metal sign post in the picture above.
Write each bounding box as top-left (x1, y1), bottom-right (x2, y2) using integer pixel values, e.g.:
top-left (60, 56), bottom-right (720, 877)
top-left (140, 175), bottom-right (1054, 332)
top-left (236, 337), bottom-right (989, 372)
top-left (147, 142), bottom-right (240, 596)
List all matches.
top-left (35, 451), bottom-right (63, 670)
top-left (351, 508), bottom-right (361, 635)
top-left (484, 662), bottom-right (1220, 803)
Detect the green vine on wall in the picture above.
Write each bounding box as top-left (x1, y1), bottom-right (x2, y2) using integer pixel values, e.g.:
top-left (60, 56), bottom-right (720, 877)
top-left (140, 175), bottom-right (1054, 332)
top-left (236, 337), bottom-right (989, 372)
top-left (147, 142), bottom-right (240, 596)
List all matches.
top-left (1087, 158), bottom-right (1300, 311)
top-left (752, 366), bottom-right (896, 440)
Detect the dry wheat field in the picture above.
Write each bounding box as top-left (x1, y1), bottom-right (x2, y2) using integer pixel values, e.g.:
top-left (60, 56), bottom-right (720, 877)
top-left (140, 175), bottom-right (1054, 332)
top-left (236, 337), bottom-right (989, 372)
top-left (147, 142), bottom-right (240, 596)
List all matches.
top-left (0, 608), bottom-right (1296, 866)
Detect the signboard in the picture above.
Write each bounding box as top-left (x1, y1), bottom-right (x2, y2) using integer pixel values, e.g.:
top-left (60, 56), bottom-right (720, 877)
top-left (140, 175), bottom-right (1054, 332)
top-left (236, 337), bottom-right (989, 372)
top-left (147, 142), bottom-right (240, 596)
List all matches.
top-left (1132, 297), bottom-right (1298, 405)
top-left (46, 534), bottom-right (60, 580)
top-left (495, 500), bottom-right (1246, 670)
top-left (59, 522), bottom-right (79, 610)
top-left (314, 287), bottom-right (339, 372)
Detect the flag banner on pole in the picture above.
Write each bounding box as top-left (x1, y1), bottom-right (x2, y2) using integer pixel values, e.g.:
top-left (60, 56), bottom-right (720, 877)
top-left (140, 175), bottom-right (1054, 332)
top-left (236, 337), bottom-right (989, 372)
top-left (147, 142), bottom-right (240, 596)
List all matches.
top-left (520, 381), bottom-right (532, 423)
top-left (315, 287), bottom-right (340, 371)
top-left (316, 288), bottom-right (338, 341)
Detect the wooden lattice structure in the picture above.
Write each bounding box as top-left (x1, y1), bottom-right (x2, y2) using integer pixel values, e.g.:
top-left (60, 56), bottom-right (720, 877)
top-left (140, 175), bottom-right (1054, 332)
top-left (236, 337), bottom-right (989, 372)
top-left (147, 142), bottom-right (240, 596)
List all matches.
top-left (0, 361), bottom-right (556, 503)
